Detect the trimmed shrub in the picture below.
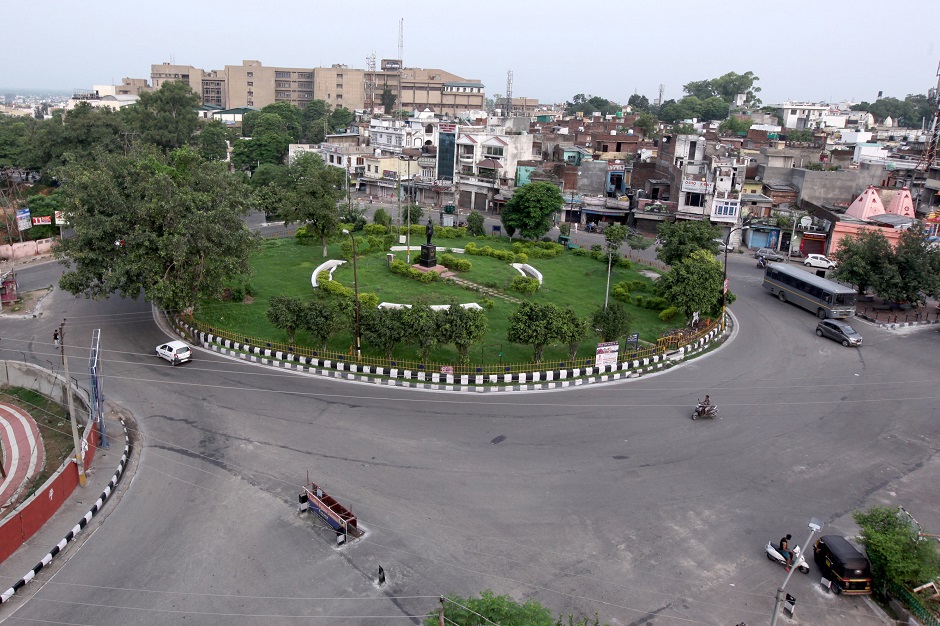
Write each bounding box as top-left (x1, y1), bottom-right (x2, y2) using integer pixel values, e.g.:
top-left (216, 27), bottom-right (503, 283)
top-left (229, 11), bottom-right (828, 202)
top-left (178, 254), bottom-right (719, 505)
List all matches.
top-left (509, 276), bottom-right (540, 295)
top-left (572, 247), bottom-right (586, 256)
top-left (512, 252), bottom-right (528, 264)
top-left (440, 254), bottom-right (472, 271)
top-left (295, 225), bottom-right (315, 243)
top-left (363, 223), bottom-right (388, 236)
top-left (480, 298), bottom-right (495, 309)
top-left (616, 256), bottom-right (633, 269)
top-left (659, 307), bottom-right (679, 321)
top-left (319, 278), bottom-right (353, 298)
top-left (358, 292), bottom-right (379, 309)
top-left (611, 281), bottom-right (631, 302)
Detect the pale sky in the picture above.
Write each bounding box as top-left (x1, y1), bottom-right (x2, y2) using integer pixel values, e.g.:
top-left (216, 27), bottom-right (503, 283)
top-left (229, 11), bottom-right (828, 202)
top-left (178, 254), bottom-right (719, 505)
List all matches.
top-left (4, 0), bottom-right (939, 107)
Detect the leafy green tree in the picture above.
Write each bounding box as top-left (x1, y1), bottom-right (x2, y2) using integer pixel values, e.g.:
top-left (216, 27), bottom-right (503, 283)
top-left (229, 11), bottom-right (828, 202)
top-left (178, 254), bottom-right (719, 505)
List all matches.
top-left (785, 129), bottom-right (815, 143)
top-left (0, 114), bottom-right (38, 168)
top-left (255, 102), bottom-right (303, 141)
top-left (197, 120), bottom-right (229, 161)
top-left (627, 94), bottom-right (651, 112)
top-left (55, 146), bottom-right (256, 312)
top-left (399, 203), bottom-right (424, 229)
top-left (684, 72), bottom-right (762, 106)
top-left (32, 103), bottom-right (126, 172)
top-left (122, 80), bottom-right (200, 150)
top-left (380, 88), bottom-right (397, 112)
top-left (854, 506), bottom-right (940, 598)
top-left (682, 80), bottom-right (717, 101)
top-left (279, 153), bottom-right (345, 257)
top-left (633, 112), bottom-right (659, 138)
top-left (832, 228), bottom-right (897, 296)
top-left (700, 96), bottom-right (730, 121)
top-left (361, 306), bottom-right (410, 359)
top-left (507, 302), bottom-right (562, 362)
top-left (591, 301), bottom-right (632, 343)
top-left (231, 132), bottom-right (291, 169)
top-left (565, 94), bottom-right (620, 117)
top-left (501, 182), bottom-right (564, 240)
top-left (438, 302), bottom-right (488, 365)
top-left (557, 307), bottom-right (589, 360)
top-left (466, 210), bottom-right (485, 236)
top-left (301, 99), bottom-right (331, 141)
top-left (627, 233), bottom-right (654, 251)
top-left (655, 220), bottom-right (721, 266)
top-left (249, 163), bottom-right (290, 189)
top-left (405, 304), bottom-right (440, 362)
top-left (303, 299), bottom-right (345, 350)
top-left (339, 202), bottom-right (367, 231)
top-left (329, 107), bottom-right (354, 131)
top-left (888, 225), bottom-right (940, 302)
top-left (372, 207), bottom-right (392, 228)
top-left (266, 295), bottom-right (306, 343)
top-left (718, 116), bottom-right (754, 135)
top-left (604, 224), bottom-right (630, 255)
top-left (656, 249), bottom-right (728, 318)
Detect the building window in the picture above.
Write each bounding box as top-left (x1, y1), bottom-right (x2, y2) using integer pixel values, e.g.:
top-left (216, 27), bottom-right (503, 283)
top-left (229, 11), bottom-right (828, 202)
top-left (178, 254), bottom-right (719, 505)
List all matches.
top-left (336, 94), bottom-right (342, 100)
top-left (483, 146), bottom-right (504, 158)
top-left (336, 74), bottom-right (343, 79)
top-left (276, 71), bottom-right (291, 78)
top-left (247, 72), bottom-right (253, 78)
top-left (247, 100), bottom-right (253, 106)
top-left (336, 83), bottom-right (343, 89)
top-left (247, 81), bottom-right (253, 87)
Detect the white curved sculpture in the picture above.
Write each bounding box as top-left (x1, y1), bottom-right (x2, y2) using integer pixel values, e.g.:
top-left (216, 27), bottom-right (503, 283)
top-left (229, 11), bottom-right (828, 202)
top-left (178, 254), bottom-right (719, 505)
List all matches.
top-left (510, 263), bottom-right (543, 285)
top-left (311, 259), bottom-right (347, 288)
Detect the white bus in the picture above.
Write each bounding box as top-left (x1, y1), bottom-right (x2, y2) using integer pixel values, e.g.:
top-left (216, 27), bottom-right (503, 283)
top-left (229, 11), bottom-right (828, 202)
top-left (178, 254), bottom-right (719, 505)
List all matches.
top-left (762, 263), bottom-right (856, 319)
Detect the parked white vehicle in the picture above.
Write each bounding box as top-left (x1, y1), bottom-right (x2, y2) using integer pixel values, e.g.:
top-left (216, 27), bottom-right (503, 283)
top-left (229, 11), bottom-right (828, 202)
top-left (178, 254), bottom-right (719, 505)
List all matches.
top-left (804, 254), bottom-right (837, 269)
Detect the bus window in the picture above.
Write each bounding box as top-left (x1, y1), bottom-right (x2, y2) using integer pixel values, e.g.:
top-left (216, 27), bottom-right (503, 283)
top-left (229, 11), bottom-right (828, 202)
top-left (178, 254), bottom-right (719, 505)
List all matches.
top-left (824, 292), bottom-right (832, 303)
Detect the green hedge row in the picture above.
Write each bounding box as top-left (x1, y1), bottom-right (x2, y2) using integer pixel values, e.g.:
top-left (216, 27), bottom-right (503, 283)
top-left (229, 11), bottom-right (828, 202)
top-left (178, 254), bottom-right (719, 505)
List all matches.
top-left (389, 259), bottom-right (443, 283)
top-left (439, 254), bottom-right (472, 272)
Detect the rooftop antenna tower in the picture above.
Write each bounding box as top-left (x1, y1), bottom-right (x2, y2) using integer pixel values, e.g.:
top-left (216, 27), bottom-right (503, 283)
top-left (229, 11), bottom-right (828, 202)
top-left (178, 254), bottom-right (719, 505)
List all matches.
top-left (505, 70), bottom-right (513, 115)
top-left (914, 59), bottom-right (940, 212)
top-left (365, 52), bottom-right (376, 113)
top-left (398, 19), bottom-right (403, 68)
top-left (657, 83), bottom-right (665, 107)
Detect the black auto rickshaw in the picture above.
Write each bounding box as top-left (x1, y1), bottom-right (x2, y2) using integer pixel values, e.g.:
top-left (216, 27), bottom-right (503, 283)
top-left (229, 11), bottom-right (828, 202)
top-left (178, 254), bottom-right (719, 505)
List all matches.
top-left (813, 535), bottom-right (872, 595)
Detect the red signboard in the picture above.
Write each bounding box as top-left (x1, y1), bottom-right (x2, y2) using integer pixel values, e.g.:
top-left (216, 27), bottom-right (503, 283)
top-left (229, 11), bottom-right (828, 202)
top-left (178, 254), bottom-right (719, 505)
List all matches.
top-left (31, 215), bottom-right (53, 226)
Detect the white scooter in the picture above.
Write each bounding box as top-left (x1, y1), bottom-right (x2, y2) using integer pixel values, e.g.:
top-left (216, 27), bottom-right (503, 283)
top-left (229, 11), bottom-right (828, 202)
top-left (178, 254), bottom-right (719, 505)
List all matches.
top-left (765, 541), bottom-right (810, 574)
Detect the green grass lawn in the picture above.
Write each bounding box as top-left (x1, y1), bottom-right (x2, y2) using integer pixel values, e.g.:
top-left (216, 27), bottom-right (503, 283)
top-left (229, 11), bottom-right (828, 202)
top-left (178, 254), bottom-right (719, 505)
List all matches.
top-left (194, 234), bottom-right (673, 366)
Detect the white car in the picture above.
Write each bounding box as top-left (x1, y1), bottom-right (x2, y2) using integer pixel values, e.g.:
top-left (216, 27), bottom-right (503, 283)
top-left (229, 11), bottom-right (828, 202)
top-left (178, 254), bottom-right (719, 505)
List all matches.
top-left (713, 238), bottom-right (733, 252)
top-left (804, 254), bottom-right (836, 269)
top-left (156, 340), bottom-right (192, 365)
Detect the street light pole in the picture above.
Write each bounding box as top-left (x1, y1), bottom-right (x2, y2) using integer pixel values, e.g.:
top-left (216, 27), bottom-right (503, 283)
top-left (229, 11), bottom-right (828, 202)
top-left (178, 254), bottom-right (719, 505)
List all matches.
top-left (771, 517), bottom-right (823, 626)
top-left (342, 229), bottom-right (361, 358)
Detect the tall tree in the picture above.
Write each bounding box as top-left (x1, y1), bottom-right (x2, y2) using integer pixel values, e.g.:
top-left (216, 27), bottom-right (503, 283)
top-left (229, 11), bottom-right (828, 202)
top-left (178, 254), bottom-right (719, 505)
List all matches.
top-left (438, 302), bottom-right (488, 365)
top-left (122, 80), bottom-right (201, 150)
top-left (633, 112), bottom-right (659, 138)
top-left (832, 228), bottom-right (898, 296)
top-left (197, 120), bottom-right (229, 161)
top-left (507, 302), bottom-right (562, 363)
top-left (278, 152), bottom-right (345, 257)
top-left (591, 301), bottom-right (632, 343)
top-left (684, 71), bottom-right (761, 106)
top-left (55, 146), bottom-right (257, 312)
top-left (627, 94), bottom-right (651, 113)
top-left (380, 88), bottom-right (397, 112)
top-left (656, 249), bottom-right (728, 318)
top-left (656, 220), bottom-right (721, 266)
top-left (361, 306), bottom-right (410, 359)
top-left (700, 96), bottom-right (731, 121)
top-left (557, 307), bottom-right (589, 360)
top-left (501, 182), bottom-right (564, 240)
top-left (32, 103), bottom-right (126, 172)
top-left (303, 299), bottom-right (345, 350)
top-left (405, 304), bottom-right (440, 362)
top-left (266, 295), bottom-right (306, 343)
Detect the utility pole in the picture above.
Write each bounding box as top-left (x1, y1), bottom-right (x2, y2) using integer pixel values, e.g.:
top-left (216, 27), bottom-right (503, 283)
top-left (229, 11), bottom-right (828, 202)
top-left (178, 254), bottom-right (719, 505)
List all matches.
top-left (438, 596), bottom-right (445, 626)
top-left (59, 320), bottom-right (87, 487)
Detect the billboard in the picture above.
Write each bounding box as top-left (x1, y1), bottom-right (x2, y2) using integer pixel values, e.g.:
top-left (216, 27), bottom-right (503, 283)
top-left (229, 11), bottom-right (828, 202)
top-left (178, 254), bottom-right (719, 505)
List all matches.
top-left (595, 341), bottom-right (620, 367)
top-left (681, 176), bottom-right (713, 194)
top-left (31, 215), bottom-right (53, 226)
top-left (16, 208), bottom-right (31, 231)
top-left (55, 211), bottom-right (68, 226)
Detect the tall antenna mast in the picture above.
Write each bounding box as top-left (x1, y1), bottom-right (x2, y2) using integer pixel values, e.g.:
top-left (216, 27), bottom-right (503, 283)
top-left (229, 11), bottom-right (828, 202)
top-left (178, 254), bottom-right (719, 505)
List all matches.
top-left (505, 70), bottom-right (513, 115)
top-left (398, 19), bottom-right (403, 68)
top-left (657, 84), bottom-right (665, 107)
top-left (365, 52), bottom-right (376, 113)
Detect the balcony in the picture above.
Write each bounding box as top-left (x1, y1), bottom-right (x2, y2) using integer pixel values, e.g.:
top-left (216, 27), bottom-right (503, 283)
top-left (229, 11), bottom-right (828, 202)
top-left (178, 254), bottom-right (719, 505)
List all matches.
top-left (457, 174), bottom-right (498, 189)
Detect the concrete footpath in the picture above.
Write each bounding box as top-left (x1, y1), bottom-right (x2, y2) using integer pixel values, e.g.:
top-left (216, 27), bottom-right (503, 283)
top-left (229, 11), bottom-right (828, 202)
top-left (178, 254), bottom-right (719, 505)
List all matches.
top-left (0, 406), bottom-right (137, 613)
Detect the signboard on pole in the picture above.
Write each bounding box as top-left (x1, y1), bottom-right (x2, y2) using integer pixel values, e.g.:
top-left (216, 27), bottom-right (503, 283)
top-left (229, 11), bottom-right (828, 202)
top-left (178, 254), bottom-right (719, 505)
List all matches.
top-left (595, 341), bottom-right (620, 367)
top-left (723, 278), bottom-right (729, 294)
top-left (31, 215), bottom-right (53, 226)
top-left (16, 208), bottom-right (31, 231)
top-left (55, 211), bottom-right (68, 226)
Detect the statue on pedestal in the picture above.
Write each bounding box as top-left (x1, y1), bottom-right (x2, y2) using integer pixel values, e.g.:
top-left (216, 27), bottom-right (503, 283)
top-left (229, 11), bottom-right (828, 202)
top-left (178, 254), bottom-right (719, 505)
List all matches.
top-left (425, 218), bottom-right (434, 245)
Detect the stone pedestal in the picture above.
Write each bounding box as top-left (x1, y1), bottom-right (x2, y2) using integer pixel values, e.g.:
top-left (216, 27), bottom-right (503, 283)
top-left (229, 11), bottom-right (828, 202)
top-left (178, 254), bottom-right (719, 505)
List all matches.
top-left (418, 244), bottom-right (437, 268)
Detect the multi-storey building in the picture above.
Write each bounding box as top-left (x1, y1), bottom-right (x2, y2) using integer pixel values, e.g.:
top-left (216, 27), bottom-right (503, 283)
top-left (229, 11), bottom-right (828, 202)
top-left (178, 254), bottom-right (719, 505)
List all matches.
top-left (150, 60), bottom-right (483, 116)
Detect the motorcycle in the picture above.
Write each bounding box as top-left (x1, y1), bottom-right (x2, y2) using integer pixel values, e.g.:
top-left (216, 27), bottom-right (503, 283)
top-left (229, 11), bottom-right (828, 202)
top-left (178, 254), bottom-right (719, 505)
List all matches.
top-left (756, 257), bottom-right (767, 269)
top-left (765, 541), bottom-right (810, 574)
top-left (691, 402), bottom-right (718, 420)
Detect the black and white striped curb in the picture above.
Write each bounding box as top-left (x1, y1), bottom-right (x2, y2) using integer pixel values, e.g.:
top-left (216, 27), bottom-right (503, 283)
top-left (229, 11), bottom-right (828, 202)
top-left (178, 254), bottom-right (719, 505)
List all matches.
top-left (0, 421), bottom-right (131, 605)
top-left (855, 312), bottom-right (940, 330)
top-left (173, 319), bottom-right (727, 392)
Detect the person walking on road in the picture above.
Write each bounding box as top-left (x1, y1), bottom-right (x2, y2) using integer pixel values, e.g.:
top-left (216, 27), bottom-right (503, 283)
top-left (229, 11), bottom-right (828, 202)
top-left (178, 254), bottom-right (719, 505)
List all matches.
top-left (53, 329), bottom-right (60, 349)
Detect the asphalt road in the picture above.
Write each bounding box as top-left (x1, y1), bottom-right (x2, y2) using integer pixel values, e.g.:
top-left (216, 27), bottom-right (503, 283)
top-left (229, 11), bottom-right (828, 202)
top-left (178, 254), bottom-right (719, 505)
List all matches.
top-left (1, 252), bottom-right (938, 626)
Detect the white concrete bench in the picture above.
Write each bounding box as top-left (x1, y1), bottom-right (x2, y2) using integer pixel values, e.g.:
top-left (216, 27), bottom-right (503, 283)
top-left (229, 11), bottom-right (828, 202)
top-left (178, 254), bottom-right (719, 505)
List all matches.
top-left (510, 263), bottom-right (543, 285)
top-left (311, 259), bottom-right (346, 288)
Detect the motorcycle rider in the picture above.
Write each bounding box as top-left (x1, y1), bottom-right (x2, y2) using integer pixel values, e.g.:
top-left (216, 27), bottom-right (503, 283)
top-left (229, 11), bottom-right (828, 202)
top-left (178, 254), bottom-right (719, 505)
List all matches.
top-left (699, 395), bottom-right (711, 417)
top-left (779, 533), bottom-right (794, 570)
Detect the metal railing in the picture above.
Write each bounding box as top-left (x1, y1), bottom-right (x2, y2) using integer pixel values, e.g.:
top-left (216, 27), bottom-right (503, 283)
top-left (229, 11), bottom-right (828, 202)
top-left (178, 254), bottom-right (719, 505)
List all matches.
top-left (890, 582), bottom-right (940, 626)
